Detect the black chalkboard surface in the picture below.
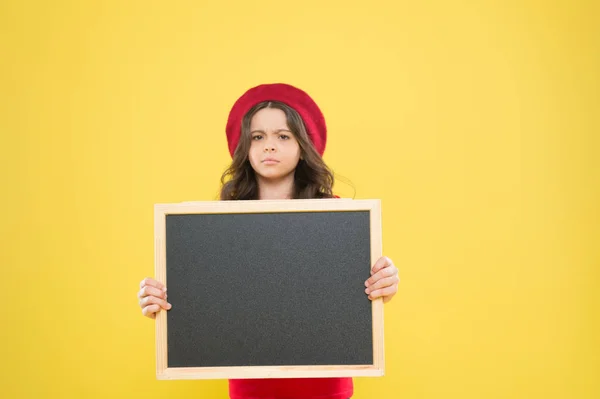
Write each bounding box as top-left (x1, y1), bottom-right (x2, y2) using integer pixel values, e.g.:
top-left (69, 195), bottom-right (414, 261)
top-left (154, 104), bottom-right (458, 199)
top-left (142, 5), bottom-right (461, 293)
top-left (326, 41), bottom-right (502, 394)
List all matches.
top-left (154, 199), bottom-right (384, 380)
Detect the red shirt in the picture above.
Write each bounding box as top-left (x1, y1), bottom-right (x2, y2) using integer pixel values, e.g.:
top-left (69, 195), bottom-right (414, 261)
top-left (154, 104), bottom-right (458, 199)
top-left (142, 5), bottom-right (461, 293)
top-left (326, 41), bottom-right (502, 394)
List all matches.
top-left (229, 377), bottom-right (353, 399)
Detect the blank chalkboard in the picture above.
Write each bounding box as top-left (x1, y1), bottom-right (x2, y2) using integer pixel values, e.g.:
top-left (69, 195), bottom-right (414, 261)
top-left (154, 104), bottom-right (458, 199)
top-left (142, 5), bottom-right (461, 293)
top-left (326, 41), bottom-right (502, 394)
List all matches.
top-left (154, 199), bottom-right (384, 380)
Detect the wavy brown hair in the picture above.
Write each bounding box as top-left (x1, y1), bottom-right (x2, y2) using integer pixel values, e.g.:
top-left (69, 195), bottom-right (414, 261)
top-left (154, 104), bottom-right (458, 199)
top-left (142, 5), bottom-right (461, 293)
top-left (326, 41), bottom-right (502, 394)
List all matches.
top-left (220, 101), bottom-right (335, 200)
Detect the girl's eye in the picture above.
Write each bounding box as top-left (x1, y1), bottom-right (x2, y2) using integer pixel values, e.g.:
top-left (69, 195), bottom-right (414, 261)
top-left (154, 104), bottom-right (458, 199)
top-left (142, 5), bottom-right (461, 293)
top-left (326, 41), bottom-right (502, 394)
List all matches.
top-left (279, 134), bottom-right (290, 140)
top-left (252, 135), bottom-right (263, 140)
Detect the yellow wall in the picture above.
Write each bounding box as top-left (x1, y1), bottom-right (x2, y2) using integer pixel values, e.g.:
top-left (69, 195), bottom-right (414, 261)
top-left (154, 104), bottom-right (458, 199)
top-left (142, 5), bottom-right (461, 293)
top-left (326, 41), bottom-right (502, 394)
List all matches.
top-left (1, 1), bottom-right (598, 398)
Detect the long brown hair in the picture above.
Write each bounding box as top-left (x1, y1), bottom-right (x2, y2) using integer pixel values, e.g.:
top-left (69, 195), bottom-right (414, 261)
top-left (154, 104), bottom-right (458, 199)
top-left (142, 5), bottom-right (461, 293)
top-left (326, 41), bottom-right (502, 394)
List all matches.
top-left (220, 101), bottom-right (335, 200)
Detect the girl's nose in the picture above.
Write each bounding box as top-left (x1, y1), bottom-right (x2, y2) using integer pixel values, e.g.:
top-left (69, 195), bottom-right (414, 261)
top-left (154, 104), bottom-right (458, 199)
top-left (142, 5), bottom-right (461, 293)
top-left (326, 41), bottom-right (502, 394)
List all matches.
top-left (263, 144), bottom-right (276, 152)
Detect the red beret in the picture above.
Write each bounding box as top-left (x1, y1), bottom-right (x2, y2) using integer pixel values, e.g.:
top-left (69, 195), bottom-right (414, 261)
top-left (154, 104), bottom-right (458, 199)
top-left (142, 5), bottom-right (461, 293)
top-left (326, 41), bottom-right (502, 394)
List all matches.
top-left (225, 83), bottom-right (327, 157)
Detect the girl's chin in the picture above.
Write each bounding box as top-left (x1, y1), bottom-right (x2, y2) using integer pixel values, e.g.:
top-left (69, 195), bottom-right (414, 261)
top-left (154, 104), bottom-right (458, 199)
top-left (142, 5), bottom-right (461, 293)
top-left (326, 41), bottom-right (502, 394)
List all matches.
top-left (255, 170), bottom-right (294, 181)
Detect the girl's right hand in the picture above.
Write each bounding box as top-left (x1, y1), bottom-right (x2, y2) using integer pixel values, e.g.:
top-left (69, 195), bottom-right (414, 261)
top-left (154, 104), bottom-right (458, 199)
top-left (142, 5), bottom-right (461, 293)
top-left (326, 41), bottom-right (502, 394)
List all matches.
top-left (138, 277), bottom-right (172, 319)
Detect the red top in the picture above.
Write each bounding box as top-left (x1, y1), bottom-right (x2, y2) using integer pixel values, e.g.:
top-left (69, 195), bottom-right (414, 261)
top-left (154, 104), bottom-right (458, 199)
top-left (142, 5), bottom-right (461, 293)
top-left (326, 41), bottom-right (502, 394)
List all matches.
top-left (229, 377), bottom-right (353, 399)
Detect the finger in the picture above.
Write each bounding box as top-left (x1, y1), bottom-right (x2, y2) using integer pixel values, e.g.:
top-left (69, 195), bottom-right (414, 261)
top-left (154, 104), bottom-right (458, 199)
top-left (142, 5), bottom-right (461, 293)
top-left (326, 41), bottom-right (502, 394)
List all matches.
top-left (368, 285), bottom-right (398, 301)
top-left (365, 264), bottom-right (398, 287)
top-left (139, 295), bottom-right (172, 311)
top-left (141, 304), bottom-right (161, 318)
top-left (140, 277), bottom-right (166, 292)
top-left (138, 285), bottom-right (167, 300)
top-left (365, 275), bottom-right (400, 294)
top-left (370, 256), bottom-right (392, 276)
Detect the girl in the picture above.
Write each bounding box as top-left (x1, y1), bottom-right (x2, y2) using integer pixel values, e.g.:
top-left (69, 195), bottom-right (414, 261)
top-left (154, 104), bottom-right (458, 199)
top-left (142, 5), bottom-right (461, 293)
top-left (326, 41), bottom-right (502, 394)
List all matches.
top-left (137, 83), bottom-right (400, 399)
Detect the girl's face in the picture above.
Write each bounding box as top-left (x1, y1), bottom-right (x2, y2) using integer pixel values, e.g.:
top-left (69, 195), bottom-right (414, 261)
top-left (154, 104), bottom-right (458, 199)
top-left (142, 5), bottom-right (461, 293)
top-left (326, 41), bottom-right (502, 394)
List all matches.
top-left (248, 107), bottom-right (301, 183)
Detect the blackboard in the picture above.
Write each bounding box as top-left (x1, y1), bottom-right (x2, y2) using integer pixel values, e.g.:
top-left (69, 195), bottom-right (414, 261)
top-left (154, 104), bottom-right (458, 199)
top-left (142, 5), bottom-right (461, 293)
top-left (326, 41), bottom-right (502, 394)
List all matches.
top-left (154, 199), bottom-right (384, 380)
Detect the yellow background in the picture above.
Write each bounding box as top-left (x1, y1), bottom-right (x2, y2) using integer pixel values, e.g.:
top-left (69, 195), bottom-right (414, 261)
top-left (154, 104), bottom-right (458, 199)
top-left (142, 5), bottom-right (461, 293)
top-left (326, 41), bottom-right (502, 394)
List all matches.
top-left (1, 0), bottom-right (598, 398)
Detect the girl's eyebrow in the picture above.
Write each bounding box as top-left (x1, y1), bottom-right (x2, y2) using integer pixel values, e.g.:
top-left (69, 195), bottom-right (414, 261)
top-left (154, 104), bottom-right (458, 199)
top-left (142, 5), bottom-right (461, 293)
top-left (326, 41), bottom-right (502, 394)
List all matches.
top-left (250, 129), bottom-right (292, 134)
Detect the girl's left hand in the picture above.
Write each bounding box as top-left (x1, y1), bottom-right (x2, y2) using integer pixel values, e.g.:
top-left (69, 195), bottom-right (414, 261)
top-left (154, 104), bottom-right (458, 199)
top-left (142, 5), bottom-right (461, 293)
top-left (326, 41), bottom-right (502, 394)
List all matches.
top-left (364, 256), bottom-right (399, 303)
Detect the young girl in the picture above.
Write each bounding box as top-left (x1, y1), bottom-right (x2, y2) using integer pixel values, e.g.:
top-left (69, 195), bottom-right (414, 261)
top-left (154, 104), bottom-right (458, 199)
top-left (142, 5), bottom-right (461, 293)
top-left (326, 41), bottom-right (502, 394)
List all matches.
top-left (137, 83), bottom-right (400, 399)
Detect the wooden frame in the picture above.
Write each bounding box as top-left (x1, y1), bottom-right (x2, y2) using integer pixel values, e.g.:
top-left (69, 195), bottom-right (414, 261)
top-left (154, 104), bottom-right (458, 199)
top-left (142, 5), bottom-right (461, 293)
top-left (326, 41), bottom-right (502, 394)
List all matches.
top-left (154, 198), bottom-right (384, 380)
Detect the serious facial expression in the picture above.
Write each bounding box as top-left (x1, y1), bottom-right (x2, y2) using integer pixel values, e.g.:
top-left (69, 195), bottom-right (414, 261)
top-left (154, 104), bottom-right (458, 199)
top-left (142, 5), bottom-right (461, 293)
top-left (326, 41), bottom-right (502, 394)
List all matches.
top-left (248, 107), bottom-right (302, 182)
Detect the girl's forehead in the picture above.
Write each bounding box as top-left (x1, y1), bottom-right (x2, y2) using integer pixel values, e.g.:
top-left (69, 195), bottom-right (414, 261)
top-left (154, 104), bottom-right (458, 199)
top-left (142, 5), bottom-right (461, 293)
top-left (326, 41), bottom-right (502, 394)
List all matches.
top-left (250, 107), bottom-right (289, 129)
